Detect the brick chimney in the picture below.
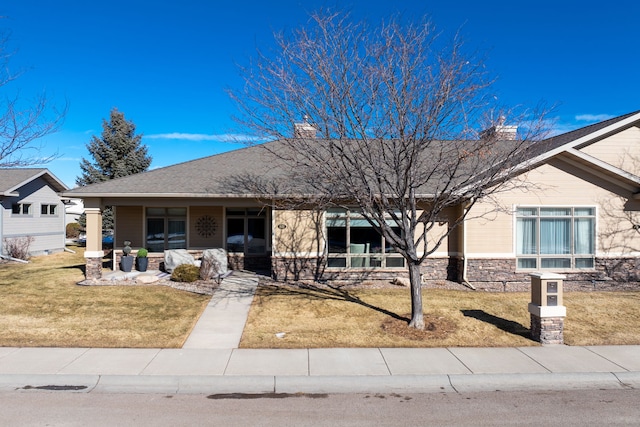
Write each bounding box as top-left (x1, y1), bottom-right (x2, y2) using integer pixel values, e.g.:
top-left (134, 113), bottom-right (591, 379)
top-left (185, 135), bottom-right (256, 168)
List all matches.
top-left (480, 116), bottom-right (518, 141)
top-left (293, 116), bottom-right (317, 138)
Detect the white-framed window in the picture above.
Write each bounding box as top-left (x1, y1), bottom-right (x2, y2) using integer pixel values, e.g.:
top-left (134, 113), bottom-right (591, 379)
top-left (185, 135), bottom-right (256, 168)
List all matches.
top-left (516, 206), bottom-right (595, 270)
top-left (11, 203), bottom-right (32, 215)
top-left (326, 208), bottom-right (405, 269)
top-left (145, 207), bottom-right (187, 252)
top-left (41, 204), bottom-right (57, 215)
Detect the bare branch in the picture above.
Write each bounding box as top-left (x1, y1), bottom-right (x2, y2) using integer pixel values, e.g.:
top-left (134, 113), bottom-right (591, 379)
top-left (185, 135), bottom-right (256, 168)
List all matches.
top-left (229, 9), bottom-right (552, 329)
top-left (0, 24), bottom-right (65, 168)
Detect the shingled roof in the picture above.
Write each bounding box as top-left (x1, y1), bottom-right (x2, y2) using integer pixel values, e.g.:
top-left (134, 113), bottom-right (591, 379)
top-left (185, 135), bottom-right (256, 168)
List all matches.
top-left (0, 168), bottom-right (68, 196)
top-left (63, 141), bottom-right (292, 197)
top-left (63, 110), bottom-right (640, 199)
top-left (525, 110), bottom-right (640, 160)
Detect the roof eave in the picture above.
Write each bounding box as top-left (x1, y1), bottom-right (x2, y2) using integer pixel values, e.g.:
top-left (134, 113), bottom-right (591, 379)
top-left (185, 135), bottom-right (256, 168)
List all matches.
top-left (60, 192), bottom-right (287, 199)
top-left (562, 148), bottom-right (640, 186)
top-left (527, 112), bottom-right (640, 168)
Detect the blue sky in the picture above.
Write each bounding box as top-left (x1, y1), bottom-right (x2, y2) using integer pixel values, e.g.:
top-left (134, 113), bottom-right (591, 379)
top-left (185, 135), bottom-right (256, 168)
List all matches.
top-left (3, 1), bottom-right (639, 188)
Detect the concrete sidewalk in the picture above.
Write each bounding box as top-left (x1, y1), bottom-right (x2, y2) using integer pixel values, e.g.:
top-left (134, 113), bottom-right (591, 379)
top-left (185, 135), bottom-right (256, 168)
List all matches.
top-left (1, 345), bottom-right (639, 394)
top-left (182, 271), bottom-right (258, 349)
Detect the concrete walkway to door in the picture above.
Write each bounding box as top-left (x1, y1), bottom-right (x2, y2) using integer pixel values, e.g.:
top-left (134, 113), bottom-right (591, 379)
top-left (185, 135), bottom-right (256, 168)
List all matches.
top-left (182, 271), bottom-right (259, 349)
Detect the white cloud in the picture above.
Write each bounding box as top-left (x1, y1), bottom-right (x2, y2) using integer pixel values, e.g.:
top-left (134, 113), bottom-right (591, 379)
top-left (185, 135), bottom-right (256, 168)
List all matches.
top-left (575, 114), bottom-right (615, 122)
top-left (544, 113), bottom-right (618, 137)
top-left (547, 124), bottom-right (574, 137)
top-left (144, 132), bottom-right (264, 143)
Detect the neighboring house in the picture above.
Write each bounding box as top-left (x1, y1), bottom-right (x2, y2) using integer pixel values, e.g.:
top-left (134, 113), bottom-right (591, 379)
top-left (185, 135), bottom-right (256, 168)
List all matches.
top-left (0, 168), bottom-right (69, 257)
top-left (64, 198), bottom-right (84, 226)
top-left (63, 112), bottom-right (640, 286)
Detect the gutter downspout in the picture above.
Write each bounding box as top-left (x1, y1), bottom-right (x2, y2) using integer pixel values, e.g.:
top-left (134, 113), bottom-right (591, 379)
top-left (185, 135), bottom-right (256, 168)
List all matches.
top-left (0, 253), bottom-right (29, 263)
top-left (461, 201), bottom-right (476, 291)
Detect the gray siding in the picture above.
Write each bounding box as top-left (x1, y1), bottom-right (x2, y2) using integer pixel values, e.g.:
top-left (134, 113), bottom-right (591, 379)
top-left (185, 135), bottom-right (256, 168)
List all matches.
top-left (1, 176), bottom-right (65, 256)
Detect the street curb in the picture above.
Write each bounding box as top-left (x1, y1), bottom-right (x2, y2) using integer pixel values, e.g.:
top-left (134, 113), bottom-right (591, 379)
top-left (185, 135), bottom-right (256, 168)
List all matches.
top-left (1, 372), bottom-right (637, 395)
top-left (93, 375), bottom-right (276, 395)
top-left (275, 375), bottom-right (454, 394)
top-left (0, 374), bottom-right (100, 392)
top-left (613, 371), bottom-right (640, 389)
top-left (448, 372), bottom-right (630, 393)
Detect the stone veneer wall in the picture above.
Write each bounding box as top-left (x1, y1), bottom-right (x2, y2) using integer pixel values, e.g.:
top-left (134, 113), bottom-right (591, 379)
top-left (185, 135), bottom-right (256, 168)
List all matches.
top-left (271, 255), bottom-right (639, 290)
top-left (463, 257), bottom-right (640, 291)
top-left (271, 256), bottom-right (459, 282)
top-left (85, 257), bottom-right (103, 279)
top-left (530, 315), bottom-right (564, 344)
top-left (112, 250), bottom-right (271, 274)
top-left (114, 250), bottom-right (206, 272)
top-left (107, 251), bottom-right (640, 290)
top-left (596, 257), bottom-right (640, 282)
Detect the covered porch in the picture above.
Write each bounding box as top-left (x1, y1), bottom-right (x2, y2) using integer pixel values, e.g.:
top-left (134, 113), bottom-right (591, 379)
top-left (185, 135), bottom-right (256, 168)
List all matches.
top-left (81, 197), bottom-right (272, 279)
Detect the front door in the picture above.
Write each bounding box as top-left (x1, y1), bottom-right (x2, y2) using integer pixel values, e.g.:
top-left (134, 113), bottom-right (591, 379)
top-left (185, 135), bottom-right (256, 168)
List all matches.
top-left (226, 208), bottom-right (270, 271)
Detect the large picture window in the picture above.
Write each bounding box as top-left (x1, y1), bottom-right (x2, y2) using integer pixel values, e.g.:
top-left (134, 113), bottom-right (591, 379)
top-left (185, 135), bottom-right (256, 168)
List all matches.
top-left (516, 207), bottom-right (595, 270)
top-left (146, 208), bottom-right (187, 252)
top-left (326, 208), bottom-right (405, 268)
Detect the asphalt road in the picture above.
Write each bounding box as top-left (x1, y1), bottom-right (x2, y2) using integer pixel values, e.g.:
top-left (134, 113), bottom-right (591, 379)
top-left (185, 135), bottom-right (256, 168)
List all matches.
top-left (1, 389), bottom-right (639, 426)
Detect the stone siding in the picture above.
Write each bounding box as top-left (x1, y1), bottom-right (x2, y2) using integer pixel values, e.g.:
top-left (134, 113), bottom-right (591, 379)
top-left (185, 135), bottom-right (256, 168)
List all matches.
top-left (85, 257), bottom-right (102, 279)
top-left (530, 314), bottom-right (564, 344)
top-left (112, 250), bottom-right (270, 275)
top-left (270, 255), bottom-right (639, 290)
top-left (463, 257), bottom-right (640, 291)
top-left (104, 252), bottom-right (640, 291)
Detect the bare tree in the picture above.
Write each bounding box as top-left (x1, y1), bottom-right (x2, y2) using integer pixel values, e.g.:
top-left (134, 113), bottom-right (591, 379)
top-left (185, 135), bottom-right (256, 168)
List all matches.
top-left (597, 150), bottom-right (640, 281)
top-left (230, 10), bottom-right (550, 329)
top-left (0, 26), bottom-right (65, 168)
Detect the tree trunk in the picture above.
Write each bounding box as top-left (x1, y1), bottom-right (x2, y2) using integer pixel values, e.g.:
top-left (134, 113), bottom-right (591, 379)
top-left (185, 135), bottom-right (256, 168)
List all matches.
top-left (407, 262), bottom-right (424, 329)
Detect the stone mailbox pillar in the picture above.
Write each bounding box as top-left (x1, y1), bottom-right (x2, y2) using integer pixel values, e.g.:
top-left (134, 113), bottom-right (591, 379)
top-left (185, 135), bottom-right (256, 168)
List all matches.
top-left (528, 272), bottom-right (566, 344)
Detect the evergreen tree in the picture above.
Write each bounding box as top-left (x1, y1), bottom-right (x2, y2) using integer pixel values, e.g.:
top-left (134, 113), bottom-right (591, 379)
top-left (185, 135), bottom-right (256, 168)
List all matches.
top-left (77, 108), bottom-right (151, 185)
top-left (76, 108), bottom-right (151, 230)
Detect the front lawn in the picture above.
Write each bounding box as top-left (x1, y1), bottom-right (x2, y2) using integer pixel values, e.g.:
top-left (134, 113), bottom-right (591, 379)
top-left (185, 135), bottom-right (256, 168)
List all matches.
top-left (0, 248), bottom-right (209, 348)
top-left (3, 249), bottom-right (638, 349)
top-left (240, 283), bottom-right (640, 348)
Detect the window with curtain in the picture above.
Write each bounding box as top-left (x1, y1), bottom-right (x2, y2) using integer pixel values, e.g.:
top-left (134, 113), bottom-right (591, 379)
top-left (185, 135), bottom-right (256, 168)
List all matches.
top-left (326, 208), bottom-right (405, 268)
top-left (516, 207), bottom-right (595, 270)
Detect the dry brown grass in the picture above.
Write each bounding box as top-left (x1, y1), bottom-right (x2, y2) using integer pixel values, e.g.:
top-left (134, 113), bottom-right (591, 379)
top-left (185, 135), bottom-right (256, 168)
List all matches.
top-left (564, 292), bottom-right (640, 346)
top-left (240, 284), bottom-right (640, 348)
top-left (3, 249), bottom-right (638, 349)
top-left (0, 248), bottom-right (209, 348)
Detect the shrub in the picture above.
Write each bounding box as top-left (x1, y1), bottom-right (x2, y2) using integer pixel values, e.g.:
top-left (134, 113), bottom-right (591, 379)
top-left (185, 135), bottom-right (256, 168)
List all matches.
top-left (171, 264), bottom-right (200, 282)
top-left (200, 255), bottom-right (221, 280)
top-left (136, 248), bottom-right (148, 257)
top-left (3, 236), bottom-right (35, 260)
top-left (66, 222), bottom-right (82, 239)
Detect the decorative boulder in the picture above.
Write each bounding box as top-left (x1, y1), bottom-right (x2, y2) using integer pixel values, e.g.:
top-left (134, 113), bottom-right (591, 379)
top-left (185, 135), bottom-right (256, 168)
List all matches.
top-left (136, 274), bottom-right (160, 284)
top-left (200, 248), bottom-right (228, 280)
top-left (164, 249), bottom-right (196, 273)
